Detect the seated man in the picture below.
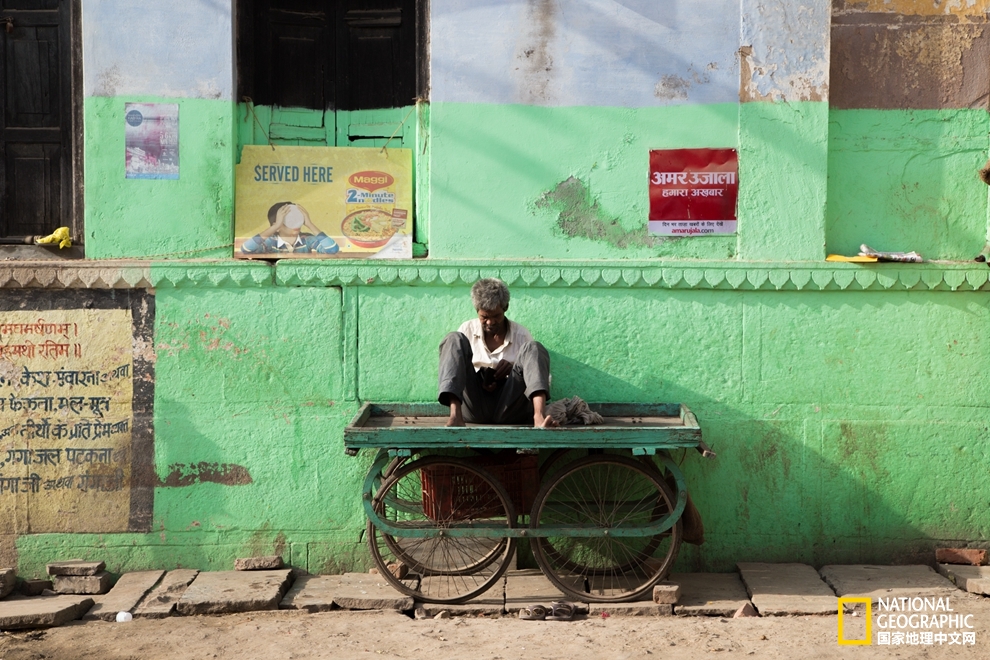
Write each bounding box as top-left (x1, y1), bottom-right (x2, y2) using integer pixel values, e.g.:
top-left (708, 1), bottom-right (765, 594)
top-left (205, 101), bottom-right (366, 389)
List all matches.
top-left (439, 278), bottom-right (559, 428)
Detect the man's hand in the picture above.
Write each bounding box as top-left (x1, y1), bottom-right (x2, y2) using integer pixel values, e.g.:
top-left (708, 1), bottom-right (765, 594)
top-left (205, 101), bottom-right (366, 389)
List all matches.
top-left (492, 360), bottom-right (513, 381)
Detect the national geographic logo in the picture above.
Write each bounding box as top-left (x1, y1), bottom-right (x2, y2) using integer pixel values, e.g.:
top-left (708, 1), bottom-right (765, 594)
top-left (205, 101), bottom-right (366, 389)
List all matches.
top-left (838, 597), bottom-right (977, 646)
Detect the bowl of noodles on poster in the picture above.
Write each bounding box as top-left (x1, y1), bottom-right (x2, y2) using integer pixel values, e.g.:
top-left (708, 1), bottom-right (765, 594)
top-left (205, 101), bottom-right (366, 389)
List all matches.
top-left (341, 208), bottom-right (399, 248)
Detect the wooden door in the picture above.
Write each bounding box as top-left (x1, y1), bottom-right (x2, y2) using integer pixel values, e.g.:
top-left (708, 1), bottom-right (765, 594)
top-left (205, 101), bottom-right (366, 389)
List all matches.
top-left (0, 0), bottom-right (72, 239)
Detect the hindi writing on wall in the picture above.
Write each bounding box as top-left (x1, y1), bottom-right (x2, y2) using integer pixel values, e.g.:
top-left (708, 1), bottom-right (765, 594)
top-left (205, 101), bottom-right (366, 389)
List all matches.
top-left (0, 291), bottom-right (154, 533)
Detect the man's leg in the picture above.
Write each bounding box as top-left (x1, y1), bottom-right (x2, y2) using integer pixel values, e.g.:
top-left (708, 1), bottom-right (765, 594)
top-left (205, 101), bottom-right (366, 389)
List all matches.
top-left (438, 332), bottom-right (491, 426)
top-left (494, 341), bottom-right (558, 427)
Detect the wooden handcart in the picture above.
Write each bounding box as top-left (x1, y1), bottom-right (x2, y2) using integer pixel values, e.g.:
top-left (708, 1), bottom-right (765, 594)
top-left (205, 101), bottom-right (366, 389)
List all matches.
top-left (345, 402), bottom-right (713, 604)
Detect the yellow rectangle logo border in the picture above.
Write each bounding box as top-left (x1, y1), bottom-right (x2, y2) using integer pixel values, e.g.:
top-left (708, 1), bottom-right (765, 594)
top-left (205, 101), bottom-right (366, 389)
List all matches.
top-left (838, 597), bottom-right (872, 645)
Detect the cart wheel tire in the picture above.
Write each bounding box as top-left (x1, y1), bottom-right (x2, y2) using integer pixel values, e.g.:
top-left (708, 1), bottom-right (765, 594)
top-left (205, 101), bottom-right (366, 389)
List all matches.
top-left (531, 454), bottom-right (682, 603)
top-left (368, 455), bottom-right (517, 604)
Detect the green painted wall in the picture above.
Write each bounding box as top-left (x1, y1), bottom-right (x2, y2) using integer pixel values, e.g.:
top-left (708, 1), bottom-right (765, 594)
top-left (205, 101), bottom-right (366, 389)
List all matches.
top-left (84, 97), bottom-right (235, 260)
top-left (738, 101), bottom-right (829, 261)
top-left (21, 82), bottom-right (990, 577)
top-left (15, 282), bottom-right (372, 576)
top-left (826, 109), bottom-right (990, 261)
top-left (15, 264), bottom-right (990, 576)
top-left (427, 102), bottom-right (740, 260)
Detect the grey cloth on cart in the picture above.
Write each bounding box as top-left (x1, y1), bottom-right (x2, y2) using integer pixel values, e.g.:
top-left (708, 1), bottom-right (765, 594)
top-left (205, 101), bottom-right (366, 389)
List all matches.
top-left (545, 396), bottom-right (604, 426)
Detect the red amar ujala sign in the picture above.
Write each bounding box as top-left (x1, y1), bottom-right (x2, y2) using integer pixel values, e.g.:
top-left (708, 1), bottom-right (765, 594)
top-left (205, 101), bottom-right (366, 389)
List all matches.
top-left (649, 148), bottom-right (738, 236)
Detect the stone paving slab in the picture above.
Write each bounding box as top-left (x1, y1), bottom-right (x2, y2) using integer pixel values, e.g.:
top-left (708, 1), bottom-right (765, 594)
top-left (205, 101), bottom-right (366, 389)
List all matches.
top-left (279, 573), bottom-right (413, 613)
top-left (84, 570), bottom-right (166, 621)
top-left (416, 597), bottom-right (504, 618)
top-left (134, 569), bottom-right (199, 618)
top-left (280, 576), bottom-right (337, 613)
top-left (0, 595), bottom-right (94, 629)
top-left (737, 562), bottom-right (837, 616)
top-left (588, 601), bottom-right (673, 617)
top-left (820, 565), bottom-right (958, 602)
top-left (176, 570), bottom-right (293, 615)
top-left (668, 573), bottom-right (752, 617)
top-left (504, 570), bottom-right (570, 614)
top-left (937, 564), bottom-right (990, 595)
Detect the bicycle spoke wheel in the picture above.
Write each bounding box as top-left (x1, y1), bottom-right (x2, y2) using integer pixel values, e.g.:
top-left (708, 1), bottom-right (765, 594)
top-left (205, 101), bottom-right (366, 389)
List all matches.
top-left (531, 454), bottom-right (682, 602)
top-left (368, 455), bottom-right (516, 604)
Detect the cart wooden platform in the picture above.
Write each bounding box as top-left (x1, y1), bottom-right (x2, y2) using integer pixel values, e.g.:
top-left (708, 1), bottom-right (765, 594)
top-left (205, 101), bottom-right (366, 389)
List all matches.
top-left (345, 402), bottom-right (712, 604)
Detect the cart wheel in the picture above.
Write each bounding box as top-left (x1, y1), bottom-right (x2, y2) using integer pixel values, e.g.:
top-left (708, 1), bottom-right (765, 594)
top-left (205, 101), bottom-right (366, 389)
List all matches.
top-left (531, 454), bottom-right (682, 602)
top-left (368, 455), bottom-right (517, 604)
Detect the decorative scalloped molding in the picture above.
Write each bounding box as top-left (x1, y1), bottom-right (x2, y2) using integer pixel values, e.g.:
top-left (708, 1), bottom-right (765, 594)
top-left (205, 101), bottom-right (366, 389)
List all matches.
top-left (276, 260), bottom-right (990, 292)
top-left (2, 260), bottom-right (989, 292)
top-left (0, 264), bottom-right (153, 289)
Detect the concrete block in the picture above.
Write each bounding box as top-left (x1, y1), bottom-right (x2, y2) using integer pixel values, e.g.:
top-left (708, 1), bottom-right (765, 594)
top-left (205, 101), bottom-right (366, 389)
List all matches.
top-left (133, 569), bottom-right (199, 618)
top-left (0, 595), bottom-right (94, 629)
top-left (47, 560), bottom-right (105, 577)
top-left (53, 572), bottom-right (112, 595)
top-left (668, 573), bottom-right (751, 617)
top-left (937, 564), bottom-right (990, 595)
top-left (820, 565), bottom-right (957, 602)
top-left (83, 570), bottom-right (165, 621)
top-left (936, 548), bottom-right (986, 566)
top-left (737, 562), bottom-right (836, 615)
top-left (176, 570), bottom-right (293, 615)
top-left (234, 556), bottom-right (284, 571)
top-left (652, 582), bottom-right (681, 604)
top-left (0, 568), bottom-right (15, 598)
top-left (18, 579), bottom-right (53, 597)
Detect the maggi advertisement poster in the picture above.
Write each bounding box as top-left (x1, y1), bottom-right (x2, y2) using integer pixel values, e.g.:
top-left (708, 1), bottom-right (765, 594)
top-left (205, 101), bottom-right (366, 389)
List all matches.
top-left (235, 145), bottom-right (413, 259)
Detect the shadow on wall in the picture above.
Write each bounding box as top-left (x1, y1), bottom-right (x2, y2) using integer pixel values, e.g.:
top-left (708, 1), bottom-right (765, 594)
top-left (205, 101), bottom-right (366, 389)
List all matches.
top-left (543, 352), bottom-right (977, 572)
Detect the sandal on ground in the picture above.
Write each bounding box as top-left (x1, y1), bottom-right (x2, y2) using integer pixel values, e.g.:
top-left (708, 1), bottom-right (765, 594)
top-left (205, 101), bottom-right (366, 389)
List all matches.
top-left (518, 605), bottom-right (548, 620)
top-left (546, 601), bottom-right (575, 621)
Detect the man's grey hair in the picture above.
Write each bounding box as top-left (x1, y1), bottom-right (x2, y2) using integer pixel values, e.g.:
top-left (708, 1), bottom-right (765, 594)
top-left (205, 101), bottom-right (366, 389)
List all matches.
top-left (471, 278), bottom-right (510, 311)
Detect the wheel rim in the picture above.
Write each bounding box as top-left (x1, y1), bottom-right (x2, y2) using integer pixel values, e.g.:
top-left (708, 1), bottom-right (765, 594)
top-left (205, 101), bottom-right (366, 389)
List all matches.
top-left (531, 454), bottom-right (682, 602)
top-left (368, 455), bottom-right (517, 604)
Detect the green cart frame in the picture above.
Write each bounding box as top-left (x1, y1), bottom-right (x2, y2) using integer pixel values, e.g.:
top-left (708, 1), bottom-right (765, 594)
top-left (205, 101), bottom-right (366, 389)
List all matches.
top-left (345, 402), bottom-right (713, 605)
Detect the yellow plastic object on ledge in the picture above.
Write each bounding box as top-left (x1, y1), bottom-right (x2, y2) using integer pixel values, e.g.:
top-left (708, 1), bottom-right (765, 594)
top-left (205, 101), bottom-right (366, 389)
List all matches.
top-left (35, 227), bottom-right (71, 249)
top-left (826, 254), bottom-right (878, 263)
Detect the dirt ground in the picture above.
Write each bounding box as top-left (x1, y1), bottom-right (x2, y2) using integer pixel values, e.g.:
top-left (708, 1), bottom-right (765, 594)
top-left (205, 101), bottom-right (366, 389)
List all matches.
top-left (3, 598), bottom-right (990, 660)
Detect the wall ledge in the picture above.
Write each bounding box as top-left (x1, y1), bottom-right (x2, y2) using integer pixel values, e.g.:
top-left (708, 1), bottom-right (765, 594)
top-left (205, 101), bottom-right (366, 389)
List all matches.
top-left (276, 259), bottom-right (990, 292)
top-left (2, 259), bottom-right (989, 292)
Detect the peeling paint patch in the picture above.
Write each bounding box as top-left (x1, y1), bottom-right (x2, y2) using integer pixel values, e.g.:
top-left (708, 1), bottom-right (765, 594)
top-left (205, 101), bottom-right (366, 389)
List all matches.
top-left (655, 75), bottom-right (691, 101)
top-left (94, 64), bottom-right (122, 97)
top-left (830, 19), bottom-right (989, 109)
top-left (158, 462), bottom-right (253, 487)
top-left (514, 0), bottom-right (557, 104)
top-left (740, 44), bottom-right (828, 102)
top-left (654, 65), bottom-right (714, 101)
top-left (535, 176), bottom-right (663, 249)
top-left (740, 0), bottom-right (830, 102)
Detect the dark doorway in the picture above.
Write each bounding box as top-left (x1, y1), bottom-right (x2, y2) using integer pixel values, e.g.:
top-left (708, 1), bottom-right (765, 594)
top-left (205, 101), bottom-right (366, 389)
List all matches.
top-left (237, 0), bottom-right (424, 113)
top-left (0, 0), bottom-right (76, 242)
